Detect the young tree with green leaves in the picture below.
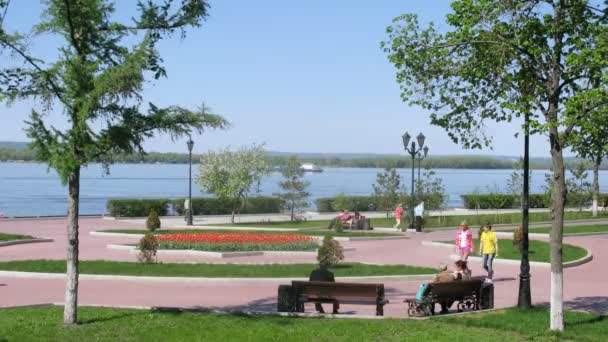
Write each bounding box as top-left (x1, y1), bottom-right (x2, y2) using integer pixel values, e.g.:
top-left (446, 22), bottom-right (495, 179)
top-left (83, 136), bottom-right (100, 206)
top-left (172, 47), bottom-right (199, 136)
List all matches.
top-left (372, 168), bottom-right (403, 217)
top-left (382, 0), bottom-right (607, 331)
top-left (569, 109), bottom-right (608, 216)
top-left (0, 0), bottom-right (228, 325)
top-left (276, 156), bottom-right (310, 221)
top-left (566, 162), bottom-right (593, 210)
top-left (415, 166), bottom-right (447, 210)
top-left (198, 144), bottom-right (270, 223)
top-left (507, 158), bottom-right (533, 208)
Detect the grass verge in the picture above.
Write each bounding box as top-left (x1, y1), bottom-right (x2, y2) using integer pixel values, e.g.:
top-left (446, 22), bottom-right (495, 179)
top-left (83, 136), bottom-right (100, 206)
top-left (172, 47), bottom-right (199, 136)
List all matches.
top-left (439, 239), bottom-right (587, 263)
top-left (530, 224), bottom-right (608, 235)
top-left (0, 232), bottom-right (33, 241)
top-left (0, 260), bottom-right (437, 278)
top-left (201, 210), bottom-right (608, 230)
top-left (0, 306), bottom-right (605, 341)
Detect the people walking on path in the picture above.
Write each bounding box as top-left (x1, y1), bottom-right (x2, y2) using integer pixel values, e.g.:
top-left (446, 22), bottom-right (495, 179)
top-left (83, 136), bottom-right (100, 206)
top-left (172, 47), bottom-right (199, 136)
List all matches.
top-left (393, 203), bottom-right (404, 230)
top-left (479, 224), bottom-right (498, 280)
top-left (455, 221), bottom-right (473, 261)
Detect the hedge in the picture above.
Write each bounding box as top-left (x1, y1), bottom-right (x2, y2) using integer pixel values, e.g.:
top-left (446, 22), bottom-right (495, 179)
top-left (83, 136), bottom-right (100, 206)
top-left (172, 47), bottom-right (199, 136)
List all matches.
top-left (106, 199), bottom-right (169, 217)
top-left (172, 196), bottom-right (282, 215)
top-left (315, 194), bottom-right (445, 212)
top-left (107, 196), bottom-right (282, 217)
top-left (461, 193), bottom-right (608, 209)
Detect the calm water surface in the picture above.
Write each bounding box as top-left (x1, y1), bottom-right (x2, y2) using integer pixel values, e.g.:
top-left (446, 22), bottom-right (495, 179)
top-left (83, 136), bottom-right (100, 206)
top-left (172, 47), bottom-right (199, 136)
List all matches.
top-left (1, 162), bottom-right (607, 216)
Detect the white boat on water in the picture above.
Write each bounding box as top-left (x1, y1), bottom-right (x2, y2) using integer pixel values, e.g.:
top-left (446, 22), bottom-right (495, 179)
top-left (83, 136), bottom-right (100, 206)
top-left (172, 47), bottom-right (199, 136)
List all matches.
top-left (300, 163), bottom-right (323, 172)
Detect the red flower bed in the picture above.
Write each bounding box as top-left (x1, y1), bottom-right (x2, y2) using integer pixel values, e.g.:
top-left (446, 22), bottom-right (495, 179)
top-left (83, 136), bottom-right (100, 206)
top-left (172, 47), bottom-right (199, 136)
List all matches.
top-left (156, 232), bottom-right (314, 244)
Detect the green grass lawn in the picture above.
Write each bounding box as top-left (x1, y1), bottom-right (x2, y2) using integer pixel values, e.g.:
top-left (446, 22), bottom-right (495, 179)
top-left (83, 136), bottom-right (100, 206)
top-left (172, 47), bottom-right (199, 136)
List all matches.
top-left (102, 229), bottom-right (401, 238)
top-left (440, 239), bottom-right (587, 263)
top-left (0, 232), bottom-right (33, 241)
top-left (530, 224), bottom-right (608, 235)
top-left (0, 306), bottom-right (605, 341)
top-left (0, 260), bottom-right (437, 277)
top-left (201, 210), bottom-right (608, 230)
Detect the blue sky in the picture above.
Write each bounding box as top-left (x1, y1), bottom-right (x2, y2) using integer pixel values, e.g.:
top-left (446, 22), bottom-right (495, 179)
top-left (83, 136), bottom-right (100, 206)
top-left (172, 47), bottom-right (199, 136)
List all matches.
top-left (0, 0), bottom-right (560, 156)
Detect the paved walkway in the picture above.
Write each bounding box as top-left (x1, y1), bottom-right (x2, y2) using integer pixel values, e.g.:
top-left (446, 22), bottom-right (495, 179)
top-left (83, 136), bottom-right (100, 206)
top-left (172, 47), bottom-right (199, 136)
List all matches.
top-left (0, 217), bottom-right (606, 317)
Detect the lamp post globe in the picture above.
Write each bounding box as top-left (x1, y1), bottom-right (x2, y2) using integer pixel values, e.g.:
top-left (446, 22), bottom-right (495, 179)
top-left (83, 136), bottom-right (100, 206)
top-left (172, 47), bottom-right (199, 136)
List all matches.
top-left (401, 131), bottom-right (428, 232)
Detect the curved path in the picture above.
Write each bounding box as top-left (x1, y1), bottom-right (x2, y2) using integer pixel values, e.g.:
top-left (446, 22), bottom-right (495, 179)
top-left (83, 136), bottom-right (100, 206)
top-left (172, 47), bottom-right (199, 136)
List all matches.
top-left (0, 217), bottom-right (606, 317)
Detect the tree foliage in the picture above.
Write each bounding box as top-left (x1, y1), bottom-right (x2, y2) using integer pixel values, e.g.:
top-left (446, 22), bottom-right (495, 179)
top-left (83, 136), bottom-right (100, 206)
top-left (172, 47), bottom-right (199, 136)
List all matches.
top-left (0, 0), bottom-right (227, 325)
top-left (276, 156), bottom-right (310, 221)
top-left (372, 168), bottom-right (404, 217)
top-left (382, 0), bottom-right (608, 331)
top-left (415, 166), bottom-right (447, 210)
top-left (197, 144), bottom-right (271, 223)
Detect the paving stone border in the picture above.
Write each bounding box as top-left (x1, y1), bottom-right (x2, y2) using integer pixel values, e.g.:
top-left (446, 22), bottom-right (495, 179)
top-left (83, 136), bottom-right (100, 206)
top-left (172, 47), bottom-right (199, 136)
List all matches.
top-left (0, 270), bottom-right (434, 283)
top-left (90, 231), bottom-right (407, 242)
top-left (0, 238), bottom-right (54, 247)
top-left (106, 244), bottom-right (357, 258)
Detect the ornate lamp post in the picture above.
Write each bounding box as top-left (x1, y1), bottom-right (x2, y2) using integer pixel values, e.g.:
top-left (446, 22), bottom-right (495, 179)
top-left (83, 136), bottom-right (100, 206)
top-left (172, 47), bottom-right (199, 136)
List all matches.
top-left (186, 138), bottom-right (194, 226)
top-left (402, 132), bottom-right (426, 230)
top-left (518, 112), bottom-right (532, 308)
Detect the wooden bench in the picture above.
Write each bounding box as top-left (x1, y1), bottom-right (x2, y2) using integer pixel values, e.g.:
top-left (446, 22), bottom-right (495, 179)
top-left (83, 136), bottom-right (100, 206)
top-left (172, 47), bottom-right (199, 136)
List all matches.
top-left (404, 277), bottom-right (490, 316)
top-left (290, 281), bottom-right (389, 316)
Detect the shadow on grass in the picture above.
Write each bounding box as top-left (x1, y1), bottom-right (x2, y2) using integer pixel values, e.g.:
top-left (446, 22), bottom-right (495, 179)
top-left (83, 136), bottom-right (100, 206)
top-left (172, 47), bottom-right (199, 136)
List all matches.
top-left (79, 311), bottom-right (143, 325)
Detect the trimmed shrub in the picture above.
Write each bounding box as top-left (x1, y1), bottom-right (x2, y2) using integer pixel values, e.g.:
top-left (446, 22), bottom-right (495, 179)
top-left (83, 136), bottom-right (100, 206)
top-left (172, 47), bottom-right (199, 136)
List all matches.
top-left (461, 194), bottom-right (515, 209)
top-left (137, 233), bottom-right (159, 264)
top-left (317, 236), bottom-right (344, 268)
top-left (172, 196), bottom-right (282, 215)
top-left (107, 199), bottom-right (169, 217)
top-left (513, 225), bottom-right (523, 254)
top-left (146, 209), bottom-right (161, 231)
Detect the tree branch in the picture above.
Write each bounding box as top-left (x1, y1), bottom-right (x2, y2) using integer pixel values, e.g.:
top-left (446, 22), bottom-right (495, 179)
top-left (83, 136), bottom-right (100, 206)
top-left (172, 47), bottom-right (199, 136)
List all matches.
top-left (0, 37), bottom-right (68, 106)
top-left (63, 0), bottom-right (83, 56)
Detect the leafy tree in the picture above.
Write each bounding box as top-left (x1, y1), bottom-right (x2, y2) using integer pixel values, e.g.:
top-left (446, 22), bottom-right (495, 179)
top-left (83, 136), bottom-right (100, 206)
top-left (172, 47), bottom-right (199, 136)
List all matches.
top-left (382, 0), bottom-right (608, 331)
top-left (507, 158), bottom-right (533, 208)
top-left (569, 108), bottom-right (608, 216)
top-left (566, 162), bottom-right (593, 210)
top-left (198, 144), bottom-right (271, 223)
top-left (415, 166), bottom-right (447, 210)
top-left (372, 168), bottom-right (403, 217)
top-left (0, 0), bottom-right (229, 325)
top-left (276, 156), bottom-right (310, 221)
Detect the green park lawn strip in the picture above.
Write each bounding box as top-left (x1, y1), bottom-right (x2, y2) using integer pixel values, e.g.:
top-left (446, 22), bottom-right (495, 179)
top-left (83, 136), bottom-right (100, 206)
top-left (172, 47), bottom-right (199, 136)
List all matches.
top-left (156, 240), bottom-right (319, 252)
top-left (529, 224), bottom-right (608, 235)
top-left (0, 306), bottom-right (605, 341)
top-left (0, 260), bottom-right (437, 278)
top-left (202, 210), bottom-right (608, 230)
top-left (439, 239), bottom-right (587, 263)
top-left (101, 229), bottom-right (401, 238)
top-left (0, 232), bottom-right (33, 241)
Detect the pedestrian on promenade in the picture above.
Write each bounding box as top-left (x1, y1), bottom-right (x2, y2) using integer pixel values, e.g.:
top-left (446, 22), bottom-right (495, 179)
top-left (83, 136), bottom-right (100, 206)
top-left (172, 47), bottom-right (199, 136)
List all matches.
top-left (393, 203), bottom-right (404, 230)
top-left (455, 221), bottom-right (473, 261)
top-left (479, 224), bottom-right (498, 280)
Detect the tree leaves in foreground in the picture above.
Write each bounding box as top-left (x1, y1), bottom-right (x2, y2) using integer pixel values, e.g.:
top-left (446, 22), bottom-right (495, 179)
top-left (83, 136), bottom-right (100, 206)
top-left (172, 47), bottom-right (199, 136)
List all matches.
top-left (0, 0), bottom-right (228, 325)
top-left (382, 0), bottom-right (607, 331)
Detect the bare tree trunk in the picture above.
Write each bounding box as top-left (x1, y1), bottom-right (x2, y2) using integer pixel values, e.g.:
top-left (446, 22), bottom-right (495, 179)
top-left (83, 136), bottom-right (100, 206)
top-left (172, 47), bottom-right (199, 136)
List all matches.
top-left (64, 168), bottom-right (80, 325)
top-left (549, 127), bottom-right (565, 332)
top-left (592, 157), bottom-right (600, 217)
top-left (290, 202), bottom-right (295, 222)
top-left (231, 209), bottom-right (235, 224)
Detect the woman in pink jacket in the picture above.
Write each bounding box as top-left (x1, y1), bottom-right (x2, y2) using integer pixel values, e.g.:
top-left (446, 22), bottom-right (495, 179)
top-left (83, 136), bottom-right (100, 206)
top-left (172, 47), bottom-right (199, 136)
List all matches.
top-left (455, 221), bottom-right (473, 261)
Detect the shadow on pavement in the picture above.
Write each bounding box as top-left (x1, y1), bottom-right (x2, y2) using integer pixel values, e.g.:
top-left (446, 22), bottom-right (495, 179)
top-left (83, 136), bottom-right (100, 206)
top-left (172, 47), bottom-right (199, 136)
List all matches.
top-left (565, 296), bottom-right (608, 315)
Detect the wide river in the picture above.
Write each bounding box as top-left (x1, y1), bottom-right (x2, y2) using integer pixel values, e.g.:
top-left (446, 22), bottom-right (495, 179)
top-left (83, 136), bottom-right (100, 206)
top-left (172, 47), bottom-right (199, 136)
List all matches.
top-left (1, 162), bottom-right (607, 217)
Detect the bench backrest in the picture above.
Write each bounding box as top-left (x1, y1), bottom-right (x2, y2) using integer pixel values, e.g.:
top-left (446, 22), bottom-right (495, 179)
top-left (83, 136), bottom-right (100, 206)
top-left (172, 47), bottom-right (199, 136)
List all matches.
top-left (292, 281), bottom-right (384, 301)
top-left (424, 279), bottom-right (484, 300)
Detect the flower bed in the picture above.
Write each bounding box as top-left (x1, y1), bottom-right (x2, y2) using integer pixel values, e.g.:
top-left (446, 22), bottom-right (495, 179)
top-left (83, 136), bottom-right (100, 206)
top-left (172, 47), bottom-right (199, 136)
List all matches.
top-left (155, 232), bottom-right (319, 252)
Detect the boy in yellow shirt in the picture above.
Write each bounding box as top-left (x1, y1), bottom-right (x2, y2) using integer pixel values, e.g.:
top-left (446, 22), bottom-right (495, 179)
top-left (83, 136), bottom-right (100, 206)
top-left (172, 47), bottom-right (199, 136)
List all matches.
top-left (479, 224), bottom-right (498, 280)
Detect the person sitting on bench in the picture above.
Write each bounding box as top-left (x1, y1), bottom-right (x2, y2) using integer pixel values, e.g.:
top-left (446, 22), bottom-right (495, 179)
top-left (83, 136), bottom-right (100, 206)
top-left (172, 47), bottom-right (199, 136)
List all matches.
top-left (328, 210), bottom-right (352, 230)
top-left (351, 211), bottom-right (367, 230)
top-left (308, 263), bottom-right (340, 314)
